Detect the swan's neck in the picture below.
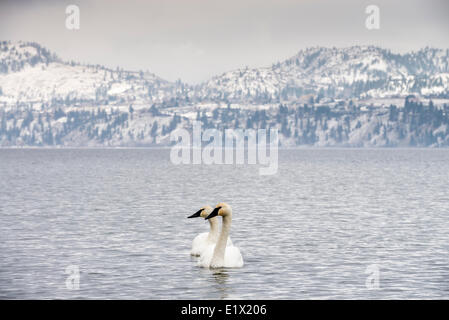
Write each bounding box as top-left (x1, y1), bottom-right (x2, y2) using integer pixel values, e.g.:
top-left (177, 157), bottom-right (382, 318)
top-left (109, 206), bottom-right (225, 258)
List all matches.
top-left (207, 217), bottom-right (220, 242)
top-left (211, 215), bottom-right (231, 266)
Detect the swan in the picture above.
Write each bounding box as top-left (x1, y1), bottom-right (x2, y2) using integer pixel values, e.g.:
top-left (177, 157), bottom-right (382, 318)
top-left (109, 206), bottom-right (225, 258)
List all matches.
top-left (198, 203), bottom-right (244, 268)
top-left (187, 205), bottom-right (233, 256)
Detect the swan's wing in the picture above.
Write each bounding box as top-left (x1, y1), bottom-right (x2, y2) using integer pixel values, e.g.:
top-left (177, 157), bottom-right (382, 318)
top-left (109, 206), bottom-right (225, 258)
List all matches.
top-left (197, 244), bottom-right (244, 268)
top-left (224, 246), bottom-right (244, 268)
top-left (190, 232), bottom-right (209, 256)
top-left (197, 245), bottom-right (214, 267)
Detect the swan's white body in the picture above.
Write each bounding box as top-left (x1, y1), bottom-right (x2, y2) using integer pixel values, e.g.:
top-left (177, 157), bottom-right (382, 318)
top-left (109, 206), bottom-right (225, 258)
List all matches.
top-left (190, 232), bottom-right (212, 256)
top-left (197, 241), bottom-right (243, 268)
top-left (198, 203), bottom-right (244, 268)
top-left (190, 230), bottom-right (233, 256)
top-left (190, 206), bottom-right (233, 256)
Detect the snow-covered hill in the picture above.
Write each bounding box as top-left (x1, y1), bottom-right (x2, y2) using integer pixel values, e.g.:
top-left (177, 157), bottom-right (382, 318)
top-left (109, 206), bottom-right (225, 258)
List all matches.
top-left (0, 41), bottom-right (183, 108)
top-left (1, 41), bottom-right (449, 147)
top-left (196, 46), bottom-right (449, 104)
top-left (1, 42), bottom-right (448, 110)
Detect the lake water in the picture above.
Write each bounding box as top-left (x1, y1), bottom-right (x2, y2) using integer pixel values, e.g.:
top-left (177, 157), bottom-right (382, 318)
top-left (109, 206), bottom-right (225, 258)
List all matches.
top-left (0, 148), bottom-right (448, 299)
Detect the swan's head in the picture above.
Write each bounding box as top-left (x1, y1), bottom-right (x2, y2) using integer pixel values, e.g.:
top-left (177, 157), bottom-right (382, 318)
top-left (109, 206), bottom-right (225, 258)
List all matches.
top-left (205, 202), bottom-right (232, 220)
top-left (187, 206), bottom-right (213, 219)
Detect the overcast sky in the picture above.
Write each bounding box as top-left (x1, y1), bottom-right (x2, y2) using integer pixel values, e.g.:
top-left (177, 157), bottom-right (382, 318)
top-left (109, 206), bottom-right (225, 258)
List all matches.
top-left (1, 0), bottom-right (448, 83)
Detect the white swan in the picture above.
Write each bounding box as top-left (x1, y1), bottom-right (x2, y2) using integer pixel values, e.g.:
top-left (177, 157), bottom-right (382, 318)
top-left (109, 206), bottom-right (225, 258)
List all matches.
top-left (188, 205), bottom-right (233, 256)
top-left (198, 203), bottom-right (244, 268)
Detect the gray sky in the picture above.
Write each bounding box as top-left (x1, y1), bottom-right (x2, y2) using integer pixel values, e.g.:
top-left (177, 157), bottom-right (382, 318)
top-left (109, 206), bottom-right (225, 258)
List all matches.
top-left (1, 0), bottom-right (448, 83)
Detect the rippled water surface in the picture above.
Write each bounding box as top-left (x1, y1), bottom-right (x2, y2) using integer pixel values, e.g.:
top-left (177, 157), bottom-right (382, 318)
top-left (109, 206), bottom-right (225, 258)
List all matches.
top-left (0, 149), bottom-right (448, 299)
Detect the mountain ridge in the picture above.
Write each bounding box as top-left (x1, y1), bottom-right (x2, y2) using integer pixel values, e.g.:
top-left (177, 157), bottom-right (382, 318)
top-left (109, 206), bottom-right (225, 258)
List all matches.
top-left (1, 41), bottom-right (449, 147)
top-left (1, 41), bottom-right (449, 110)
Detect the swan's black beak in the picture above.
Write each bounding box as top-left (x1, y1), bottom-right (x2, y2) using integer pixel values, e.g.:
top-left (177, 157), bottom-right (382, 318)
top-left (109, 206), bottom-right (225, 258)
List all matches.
top-left (188, 209), bottom-right (203, 218)
top-left (205, 207), bottom-right (221, 220)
